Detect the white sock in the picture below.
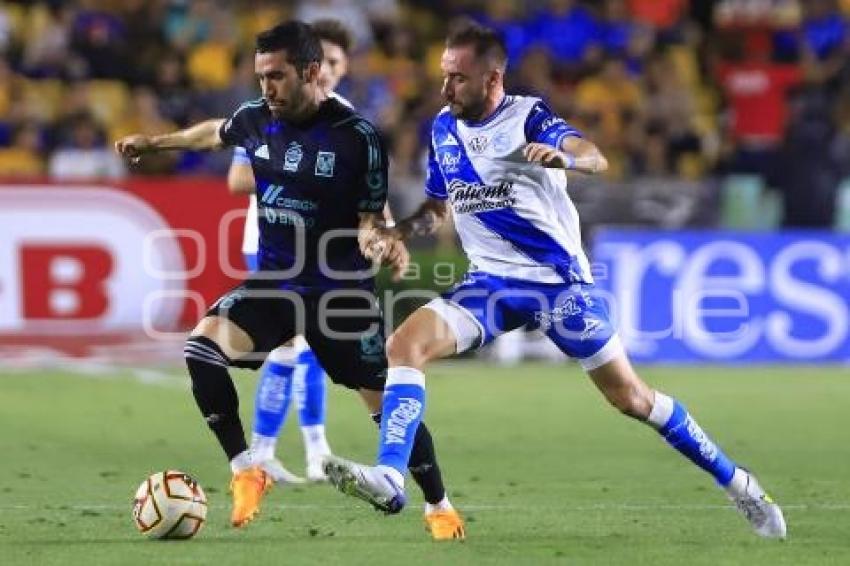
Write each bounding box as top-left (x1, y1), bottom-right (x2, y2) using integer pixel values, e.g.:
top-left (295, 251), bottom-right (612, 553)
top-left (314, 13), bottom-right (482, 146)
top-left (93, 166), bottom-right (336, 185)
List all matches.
top-left (230, 449), bottom-right (254, 473)
top-left (725, 467), bottom-right (749, 498)
top-left (250, 433), bottom-right (276, 462)
top-left (425, 495), bottom-right (454, 514)
top-left (376, 464), bottom-right (405, 489)
top-left (646, 391), bottom-right (675, 429)
top-left (301, 425), bottom-right (331, 460)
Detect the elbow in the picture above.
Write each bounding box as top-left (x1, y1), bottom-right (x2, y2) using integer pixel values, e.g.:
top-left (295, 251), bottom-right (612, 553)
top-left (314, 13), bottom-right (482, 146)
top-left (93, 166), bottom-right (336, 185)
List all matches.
top-left (227, 165), bottom-right (255, 195)
top-left (227, 176), bottom-right (255, 195)
top-left (227, 180), bottom-right (254, 195)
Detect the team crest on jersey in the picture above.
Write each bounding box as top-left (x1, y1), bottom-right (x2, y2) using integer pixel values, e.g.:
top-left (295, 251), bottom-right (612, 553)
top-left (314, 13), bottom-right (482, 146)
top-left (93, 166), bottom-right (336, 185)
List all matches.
top-left (283, 142), bottom-right (303, 172)
top-left (315, 151), bottom-right (336, 177)
top-left (468, 135), bottom-right (488, 154)
top-left (254, 144), bottom-right (270, 160)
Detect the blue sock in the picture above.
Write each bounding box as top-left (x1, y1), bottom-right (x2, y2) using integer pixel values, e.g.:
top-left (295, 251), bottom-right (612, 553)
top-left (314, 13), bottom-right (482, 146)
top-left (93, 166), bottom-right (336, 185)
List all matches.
top-left (252, 346), bottom-right (297, 439)
top-left (295, 349), bottom-right (326, 427)
top-left (377, 367), bottom-right (426, 476)
top-left (648, 391), bottom-right (737, 486)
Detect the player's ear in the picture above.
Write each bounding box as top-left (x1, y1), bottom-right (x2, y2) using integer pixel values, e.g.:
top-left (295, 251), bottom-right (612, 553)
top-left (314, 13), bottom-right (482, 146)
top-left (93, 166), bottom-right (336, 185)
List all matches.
top-left (486, 68), bottom-right (502, 89)
top-left (302, 61), bottom-right (321, 83)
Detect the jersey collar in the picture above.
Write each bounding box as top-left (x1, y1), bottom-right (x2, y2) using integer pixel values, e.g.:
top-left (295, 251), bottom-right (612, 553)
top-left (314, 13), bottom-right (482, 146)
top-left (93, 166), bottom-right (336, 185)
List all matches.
top-left (462, 95), bottom-right (509, 128)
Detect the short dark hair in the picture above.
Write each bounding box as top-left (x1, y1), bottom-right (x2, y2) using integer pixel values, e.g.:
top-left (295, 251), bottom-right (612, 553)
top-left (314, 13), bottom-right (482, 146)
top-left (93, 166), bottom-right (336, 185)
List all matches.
top-left (312, 19), bottom-right (354, 55)
top-left (255, 21), bottom-right (323, 74)
top-left (446, 19), bottom-right (507, 68)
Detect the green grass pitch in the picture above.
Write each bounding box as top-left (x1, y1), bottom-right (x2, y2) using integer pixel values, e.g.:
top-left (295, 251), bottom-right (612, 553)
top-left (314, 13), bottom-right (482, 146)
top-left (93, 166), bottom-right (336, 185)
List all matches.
top-left (0, 363), bottom-right (847, 565)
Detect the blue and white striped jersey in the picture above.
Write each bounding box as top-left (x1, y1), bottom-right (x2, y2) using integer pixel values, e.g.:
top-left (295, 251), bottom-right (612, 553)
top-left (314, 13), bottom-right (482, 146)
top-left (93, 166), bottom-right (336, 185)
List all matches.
top-left (426, 95), bottom-right (592, 284)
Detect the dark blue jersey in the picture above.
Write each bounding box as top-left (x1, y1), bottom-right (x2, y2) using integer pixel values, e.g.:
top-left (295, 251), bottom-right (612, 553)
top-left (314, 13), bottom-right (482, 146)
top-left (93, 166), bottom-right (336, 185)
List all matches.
top-left (219, 97), bottom-right (387, 292)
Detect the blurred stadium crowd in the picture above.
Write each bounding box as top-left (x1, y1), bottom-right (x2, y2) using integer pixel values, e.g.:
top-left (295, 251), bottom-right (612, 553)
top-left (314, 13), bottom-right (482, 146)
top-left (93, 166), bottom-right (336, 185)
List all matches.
top-left (1, 0), bottom-right (849, 229)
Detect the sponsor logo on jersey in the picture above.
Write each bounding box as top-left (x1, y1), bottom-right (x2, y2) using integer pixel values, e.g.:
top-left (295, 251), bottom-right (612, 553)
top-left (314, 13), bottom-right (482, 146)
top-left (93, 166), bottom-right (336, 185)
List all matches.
top-left (446, 179), bottom-right (516, 214)
top-left (315, 151), bottom-right (336, 177)
top-left (440, 151), bottom-right (461, 173)
top-left (360, 331), bottom-right (385, 361)
top-left (540, 116), bottom-right (567, 131)
top-left (283, 142), bottom-right (303, 172)
top-left (580, 317), bottom-right (603, 341)
top-left (261, 184), bottom-right (284, 204)
top-left (468, 135), bottom-right (488, 154)
top-left (533, 296), bottom-right (583, 331)
top-left (440, 132), bottom-right (459, 146)
top-left (254, 144), bottom-right (270, 160)
top-left (260, 185), bottom-right (318, 211)
top-left (214, 289), bottom-right (247, 310)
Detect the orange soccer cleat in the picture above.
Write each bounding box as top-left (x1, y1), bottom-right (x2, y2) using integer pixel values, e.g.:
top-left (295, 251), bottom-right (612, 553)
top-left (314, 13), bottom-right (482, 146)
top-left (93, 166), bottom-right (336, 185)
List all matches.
top-left (229, 466), bottom-right (272, 528)
top-left (424, 508), bottom-right (466, 541)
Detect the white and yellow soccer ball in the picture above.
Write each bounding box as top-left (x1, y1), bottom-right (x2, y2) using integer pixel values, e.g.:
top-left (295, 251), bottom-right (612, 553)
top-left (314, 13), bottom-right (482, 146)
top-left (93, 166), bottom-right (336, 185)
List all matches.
top-left (132, 470), bottom-right (207, 540)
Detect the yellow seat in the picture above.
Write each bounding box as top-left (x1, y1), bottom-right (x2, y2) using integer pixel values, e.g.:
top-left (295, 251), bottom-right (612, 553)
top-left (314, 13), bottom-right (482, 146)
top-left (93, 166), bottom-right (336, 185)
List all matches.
top-left (86, 80), bottom-right (130, 127)
top-left (20, 79), bottom-right (65, 121)
top-left (188, 43), bottom-right (234, 89)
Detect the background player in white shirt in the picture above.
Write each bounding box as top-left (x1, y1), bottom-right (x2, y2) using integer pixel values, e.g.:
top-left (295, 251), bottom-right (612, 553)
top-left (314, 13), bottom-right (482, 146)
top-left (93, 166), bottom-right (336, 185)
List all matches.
top-left (229, 20), bottom-right (387, 484)
top-left (325, 20), bottom-right (786, 540)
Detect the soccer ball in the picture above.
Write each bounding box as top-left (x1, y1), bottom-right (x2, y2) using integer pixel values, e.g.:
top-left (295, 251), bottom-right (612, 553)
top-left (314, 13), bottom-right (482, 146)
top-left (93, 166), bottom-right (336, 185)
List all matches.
top-left (132, 470), bottom-right (207, 540)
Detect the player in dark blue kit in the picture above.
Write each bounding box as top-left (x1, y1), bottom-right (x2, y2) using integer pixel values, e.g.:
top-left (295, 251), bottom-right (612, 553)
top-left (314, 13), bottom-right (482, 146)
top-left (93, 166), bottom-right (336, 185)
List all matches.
top-left (115, 21), bottom-right (462, 537)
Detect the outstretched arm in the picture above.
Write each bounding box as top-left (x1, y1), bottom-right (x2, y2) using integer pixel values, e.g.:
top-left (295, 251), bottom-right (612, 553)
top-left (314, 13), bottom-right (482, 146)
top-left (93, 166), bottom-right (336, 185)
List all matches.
top-left (523, 136), bottom-right (608, 175)
top-left (115, 119), bottom-right (226, 160)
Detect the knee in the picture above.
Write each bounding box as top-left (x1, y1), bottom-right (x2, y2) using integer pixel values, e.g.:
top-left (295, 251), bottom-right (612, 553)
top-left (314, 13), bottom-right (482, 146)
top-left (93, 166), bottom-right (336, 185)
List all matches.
top-left (605, 384), bottom-right (653, 420)
top-left (386, 331), bottom-right (430, 369)
top-left (184, 334), bottom-right (230, 374)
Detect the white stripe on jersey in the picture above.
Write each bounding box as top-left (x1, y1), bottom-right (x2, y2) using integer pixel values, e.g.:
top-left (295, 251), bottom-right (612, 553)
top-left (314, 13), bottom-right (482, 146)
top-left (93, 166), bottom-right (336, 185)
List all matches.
top-left (428, 95), bottom-right (592, 284)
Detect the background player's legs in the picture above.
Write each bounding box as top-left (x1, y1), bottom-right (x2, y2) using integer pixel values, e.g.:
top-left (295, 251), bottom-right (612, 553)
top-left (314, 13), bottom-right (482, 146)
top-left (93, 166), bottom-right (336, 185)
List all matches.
top-left (251, 339), bottom-right (332, 480)
top-left (251, 343), bottom-right (299, 461)
top-left (294, 348), bottom-right (332, 479)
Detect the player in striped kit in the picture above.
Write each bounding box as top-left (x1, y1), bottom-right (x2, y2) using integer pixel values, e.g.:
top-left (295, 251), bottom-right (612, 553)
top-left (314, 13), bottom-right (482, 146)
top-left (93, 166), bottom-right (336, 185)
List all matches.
top-left (324, 20), bottom-right (786, 540)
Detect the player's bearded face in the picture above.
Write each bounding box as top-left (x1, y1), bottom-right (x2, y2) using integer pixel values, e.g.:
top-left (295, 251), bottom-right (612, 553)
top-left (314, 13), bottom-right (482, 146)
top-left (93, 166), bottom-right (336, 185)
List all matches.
top-left (441, 47), bottom-right (488, 121)
top-left (256, 50), bottom-right (316, 119)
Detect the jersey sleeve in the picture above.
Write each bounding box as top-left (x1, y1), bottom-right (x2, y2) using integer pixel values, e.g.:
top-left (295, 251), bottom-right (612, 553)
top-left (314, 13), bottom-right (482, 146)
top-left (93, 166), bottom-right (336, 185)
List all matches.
top-left (424, 140), bottom-right (448, 200)
top-left (218, 105), bottom-right (254, 147)
top-left (231, 146), bottom-right (250, 165)
top-left (524, 99), bottom-right (582, 149)
top-left (353, 119), bottom-right (389, 213)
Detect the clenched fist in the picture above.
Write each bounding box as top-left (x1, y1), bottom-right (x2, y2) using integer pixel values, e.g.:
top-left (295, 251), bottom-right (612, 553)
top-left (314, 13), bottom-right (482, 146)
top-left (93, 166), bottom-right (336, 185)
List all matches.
top-left (115, 134), bottom-right (155, 162)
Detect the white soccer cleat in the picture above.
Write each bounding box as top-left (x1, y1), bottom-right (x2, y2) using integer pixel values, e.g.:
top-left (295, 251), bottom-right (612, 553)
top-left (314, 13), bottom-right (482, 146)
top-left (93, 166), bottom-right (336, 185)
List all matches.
top-left (322, 455), bottom-right (406, 514)
top-left (306, 453), bottom-right (330, 482)
top-left (258, 458), bottom-right (306, 485)
top-left (729, 470), bottom-right (787, 539)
